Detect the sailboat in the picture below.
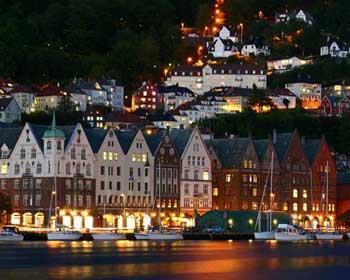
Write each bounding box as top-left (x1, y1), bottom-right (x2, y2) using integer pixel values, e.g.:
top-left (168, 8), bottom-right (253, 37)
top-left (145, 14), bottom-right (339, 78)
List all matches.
top-left (315, 161), bottom-right (343, 241)
top-left (136, 162), bottom-right (183, 241)
top-left (254, 152), bottom-right (275, 240)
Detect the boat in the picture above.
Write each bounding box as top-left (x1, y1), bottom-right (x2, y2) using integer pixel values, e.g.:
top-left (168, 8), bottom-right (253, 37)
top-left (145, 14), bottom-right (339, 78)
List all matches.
top-left (254, 152), bottom-right (275, 241)
top-left (47, 227), bottom-right (82, 241)
top-left (148, 231), bottom-right (183, 241)
top-left (275, 224), bottom-right (307, 241)
top-left (134, 232), bottom-right (150, 240)
top-left (0, 226), bottom-right (24, 241)
top-left (92, 231), bottom-right (126, 241)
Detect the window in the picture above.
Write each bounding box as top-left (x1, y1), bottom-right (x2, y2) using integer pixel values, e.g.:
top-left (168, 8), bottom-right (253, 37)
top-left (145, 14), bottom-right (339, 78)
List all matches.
top-left (184, 184), bottom-right (189, 195)
top-left (116, 167), bottom-right (121, 176)
top-left (293, 189), bottom-right (298, 198)
top-left (1, 163), bottom-right (7, 175)
top-left (194, 184), bottom-right (199, 195)
top-left (86, 195), bottom-right (91, 208)
top-left (242, 174), bottom-right (247, 182)
top-left (35, 179), bottom-right (42, 189)
top-left (243, 160), bottom-right (248, 168)
top-left (103, 152), bottom-right (107, 160)
top-left (303, 203), bottom-right (307, 212)
top-left (65, 179), bottom-right (71, 189)
top-left (86, 164), bottom-right (91, 176)
top-left (225, 174), bottom-right (231, 183)
top-left (23, 194), bottom-right (28, 206)
top-left (109, 181), bottom-right (112, 190)
top-left (203, 184), bottom-right (208, 194)
top-left (31, 148), bottom-right (36, 159)
top-left (114, 152), bottom-right (118, 161)
top-left (100, 166), bottom-right (105, 175)
top-left (197, 157), bottom-right (201, 166)
top-left (14, 179), bottom-right (20, 189)
top-left (187, 156), bottom-right (191, 166)
top-left (46, 142), bottom-right (51, 151)
top-left (184, 169), bottom-right (190, 180)
top-left (100, 181), bottom-right (105, 190)
top-left (14, 195), bottom-right (19, 207)
top-left (213, 187), bottom-right (218, 196)
top-left (20, 148), bottom-right (26, 159)
top-left (78, 195), bottom-right (83, 207)
top-left (253, 175), bottom-right (258, 183)
top-left (108, 152), bottom-right (113, 161)
top-left (283, 203), bottom-right (288, 211)
top-left (66, 163), bottom-right (71, 174)
top-left (35, 194), bottom-right (41, 206)
top-left (184, 199), bottom-right (190, 207)
top-left (71, 148), bottom-right (76, 159)
top-left (302, 189), bottom-right (307, 198)
top-left (194, 170), bottom-right (199, 180)
top-left (65, 195), bottom-right (71, 206)
top-left (253, 188), bottom-right (257, 197)
top-left (36, 163), bottom-right (42, 174)
top-left (57, 141), bottom-right (62, 150)
top-left (293, 203), bottom-right (298, 212)
top-left (202, 157), bottom-right (205, 166)
top-left (14, 163), bottom-right (20, 174)
top-left (1, 180), bottom-right (6, 190)
top-left (203, 171), bottom-right (209, 181)
top-left (81, 149), bottom-right (86, 160)
top-left (252, 202), bottom-right (258, 210)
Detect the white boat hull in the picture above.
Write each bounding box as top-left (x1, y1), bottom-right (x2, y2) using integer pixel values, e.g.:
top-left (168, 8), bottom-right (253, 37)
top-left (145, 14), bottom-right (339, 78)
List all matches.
top-left (315, 234), bottom-right (343, 240)
top-left (275, 232), bottom-right (307, 241)
top-left (92, 233), bottom-right (126, 241)
top-left (148, 232), bottom-right (183, 240)
top-left (0, 234), bottom-right (24, 241)
top-left (134, 233), bottom-right (150, 240)
top-left (47, 231), bottom-right (82, 241)
top-left (254, 231), bottom-right (275, 240)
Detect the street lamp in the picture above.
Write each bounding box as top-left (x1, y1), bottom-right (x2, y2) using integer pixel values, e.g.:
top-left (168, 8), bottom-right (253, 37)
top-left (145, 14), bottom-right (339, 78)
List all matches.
top-left (239, 23), bottom-right (244, 43)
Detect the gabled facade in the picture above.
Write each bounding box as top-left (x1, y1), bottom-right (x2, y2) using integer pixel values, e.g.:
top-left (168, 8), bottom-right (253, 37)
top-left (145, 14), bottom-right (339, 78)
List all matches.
top-left (320, 40), bottom-right (349, 58)
top-left (319, 95), bottom-right (350, 116)
top-left (0, 97), bottom-right (21, 123)
top-left (171, 128), bottom-right (212, 218)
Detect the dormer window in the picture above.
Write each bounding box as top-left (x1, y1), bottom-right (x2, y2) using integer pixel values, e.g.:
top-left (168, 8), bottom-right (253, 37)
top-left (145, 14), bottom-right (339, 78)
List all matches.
top-left (47, 141), bottom-right (52, 151)
top-left (71, 148), bottom-right (76, 159)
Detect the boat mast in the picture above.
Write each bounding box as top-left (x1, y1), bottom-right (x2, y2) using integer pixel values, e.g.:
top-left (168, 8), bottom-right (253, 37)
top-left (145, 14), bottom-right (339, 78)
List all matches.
top-left (159, 161), bottom-right (162, 232)
top-left (326, 160), bottom-right (329, 228)
top-left (269, 152), bottom-right (273, 232)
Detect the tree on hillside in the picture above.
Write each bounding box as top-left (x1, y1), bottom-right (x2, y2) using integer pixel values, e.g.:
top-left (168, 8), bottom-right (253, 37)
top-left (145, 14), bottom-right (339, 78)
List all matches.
top-left (0, 192), bottom-right (12, 224)
top-left (247, 85), bottom-right (275, 113)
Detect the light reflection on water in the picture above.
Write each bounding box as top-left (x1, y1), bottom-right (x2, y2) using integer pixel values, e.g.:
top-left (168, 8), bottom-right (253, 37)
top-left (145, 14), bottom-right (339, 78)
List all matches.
top-left (1, 241), bottom-right (350, 279)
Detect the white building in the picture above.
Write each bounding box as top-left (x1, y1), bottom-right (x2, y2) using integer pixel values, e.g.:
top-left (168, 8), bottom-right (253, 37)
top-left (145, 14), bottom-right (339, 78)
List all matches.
top-left (170, 128), bottom-right (212, 216)
top-left (267, 56), bottom-right (313, 73)
top-left (158, 85), bottom-right (195, 112)
top-left (241, 38), bottom-right (270, 57)
top-left (320, 39), bottom-right (350, 58)
top-left (165, 64), bottom-right (267, 95)
top-left (8, 86), bottom-right (36, 113)
top-left (208, 26), bottom-right (239, 58)
top-left (267, 88), bottom-right (296, 109)
top-left (0, 97), bottom-right (21, 123)
top-left (99, 79), bottom-right (124, 111)
top-left (289, 10), bottom-right (313, 25)
top-left (64, 85), bottom-right (88, 112)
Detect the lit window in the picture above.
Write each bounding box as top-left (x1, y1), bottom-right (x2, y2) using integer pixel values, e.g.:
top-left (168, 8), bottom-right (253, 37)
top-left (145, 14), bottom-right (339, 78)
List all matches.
top-left (103, 152), bottom-right (107, 161)
top-left (303, 189), bottom-right (307, 198)
top-left (114, 152), bottom-right (118, 161)
top-left (253, 188), bottom-right (257, 197)
top-left (213, 188), bottom-right (218, 196)
top-left (303, 203), bottom-right (307, 212)
top-left (225, 174), bottom-right (231, 183)
top-left (283, 202), bottom-right (288, 211)
top-left (142, 154), bottom-right (147, 162)
top-left (203, 171), bottom-right (209, 181)
top-left (293, 203), bottom-right (298, 212)
top-left (293, 189), bottom-right (298, 198)
top-left (132, 153), bottom-right (137, 162)
top-left (108, 152), bottom-right (113, 161)
top-left (252, 202), bottom-right (258, 210)
top-left (1, 163), bottom-right (7, 175)
top-left (253, 175), bottom-right (258, 183)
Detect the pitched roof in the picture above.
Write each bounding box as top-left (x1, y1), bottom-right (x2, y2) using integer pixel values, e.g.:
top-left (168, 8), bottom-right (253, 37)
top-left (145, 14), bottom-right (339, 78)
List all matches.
top-left (0, 98), bottom-right (13, 110)
top-left (147, 113), bottom-right (176, 122)
top-left (115, 130), bottom-right (137, 154)
top-left (206, 138), bottom-right (249, 168)
top-left (84, 128), bottom-right (107, 153)
top-left (168, 65), bottom-right (203, 77)
top-left (169, 129), bottom-right (194, 156)
top-left (303, 139), bottom-right (322, 163)
top-left (324, 95), bottom-right (344, 104)
top-left (254, 140), bottom-right (269, 161)
top-left (267, 88), bottom-right (296, 97)
top-left (8, 85), bottom-right (36, 95)
top-left (0, 127), bottom-right (22, 150)
top-left (273, 132), bottom-right (295, 162)
top-left (143, 131), bottom-right (164, 155)
top-left (158, 85), bottom-right (195, 96)
top-left (208, 63), bottom-right (266, 74)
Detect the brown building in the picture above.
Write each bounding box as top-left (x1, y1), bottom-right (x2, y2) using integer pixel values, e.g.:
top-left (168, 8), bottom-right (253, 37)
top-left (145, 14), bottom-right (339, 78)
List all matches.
top-left (153, 132), bottom-right (181, 226)
top-left (132, 82), bottom-right (161, 112)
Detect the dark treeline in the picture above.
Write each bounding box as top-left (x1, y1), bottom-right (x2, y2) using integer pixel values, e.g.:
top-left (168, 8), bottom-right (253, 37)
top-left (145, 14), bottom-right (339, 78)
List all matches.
top-left (0, 0), bottom-right (212, 91)
top-left (200, 109), bottom-right (350, 155)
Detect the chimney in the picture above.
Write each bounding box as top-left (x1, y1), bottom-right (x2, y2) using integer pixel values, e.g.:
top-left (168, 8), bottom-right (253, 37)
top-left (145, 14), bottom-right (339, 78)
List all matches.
top-left (273, 129), bottom-right (277, 143)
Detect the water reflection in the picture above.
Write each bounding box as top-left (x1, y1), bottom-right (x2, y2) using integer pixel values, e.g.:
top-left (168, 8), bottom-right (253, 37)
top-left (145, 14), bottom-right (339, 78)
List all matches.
top-left (0, 241), bottom-right (350, 279)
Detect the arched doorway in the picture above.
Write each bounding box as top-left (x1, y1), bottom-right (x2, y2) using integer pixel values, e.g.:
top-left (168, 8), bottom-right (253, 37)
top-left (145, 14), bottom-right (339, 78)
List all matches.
top-left (11, 213), bottom-right (21, 225)
top-left (73, 216), bottom-right (83, 229)
top-left (143, 214), bottom-right (151, 230)
top-left (23, 212), bottom-right (33, 226)
top-left (34, 212), bottom-right (45, 227)
top-left (104, 214), bottom-right (115, 228)
top-left (127, 215), bottom-right (135, 230)
top-left (117, 215), bottom-right (123, 229)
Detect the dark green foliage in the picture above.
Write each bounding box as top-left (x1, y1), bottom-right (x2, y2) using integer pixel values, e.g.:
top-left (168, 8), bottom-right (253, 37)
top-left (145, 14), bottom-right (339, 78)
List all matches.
top-left (200, 109), bottom-right (350, 154)
top-left (0, 192), bottom-right (12, 223)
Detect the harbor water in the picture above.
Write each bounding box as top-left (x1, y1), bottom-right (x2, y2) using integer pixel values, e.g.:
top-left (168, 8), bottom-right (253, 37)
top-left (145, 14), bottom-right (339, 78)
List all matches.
top-left (1, 240), bottom-right (350, 279)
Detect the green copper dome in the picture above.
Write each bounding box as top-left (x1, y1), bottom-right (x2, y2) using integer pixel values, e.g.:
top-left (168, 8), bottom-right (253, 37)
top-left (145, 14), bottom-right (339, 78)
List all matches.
top-left (43, 112), bottom-right (65, 139)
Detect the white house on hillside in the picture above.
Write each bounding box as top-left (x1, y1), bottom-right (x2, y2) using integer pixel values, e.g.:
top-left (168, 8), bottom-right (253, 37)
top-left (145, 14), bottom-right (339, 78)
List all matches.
top-left (267, 56), bottom-right (313, 73)
top-left (241, 38), bottom-right (270, 57)
top-left (208, 26), bottom-right (239, 58)
top-left (320, 39), bottom-right (350, 58)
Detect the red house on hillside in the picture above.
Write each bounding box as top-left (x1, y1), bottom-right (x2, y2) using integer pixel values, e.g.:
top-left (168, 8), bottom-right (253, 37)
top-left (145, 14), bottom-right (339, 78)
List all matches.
top-left (319, 95), bottom-right (350, 116)
top-left (131, 82), bottom-right (161, 112)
